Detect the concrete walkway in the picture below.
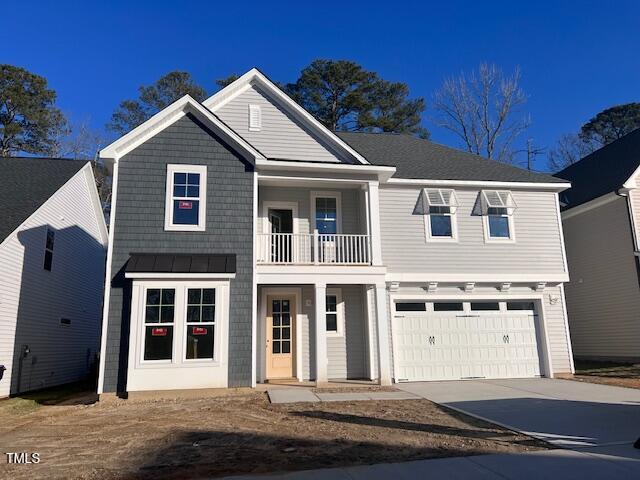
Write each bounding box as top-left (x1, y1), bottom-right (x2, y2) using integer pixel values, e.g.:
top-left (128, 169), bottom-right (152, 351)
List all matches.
top-left (224, 448), bottom-right (640, 479)
top-left (267, 387), bottom-right (419, 404)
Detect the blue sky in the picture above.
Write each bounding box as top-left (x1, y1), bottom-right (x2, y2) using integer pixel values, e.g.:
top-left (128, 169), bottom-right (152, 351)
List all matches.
top-left (2, 1), bottom-right (639, 170)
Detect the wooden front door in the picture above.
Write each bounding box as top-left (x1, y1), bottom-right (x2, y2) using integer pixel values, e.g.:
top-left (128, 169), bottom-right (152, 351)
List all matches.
top-left (266, 295), bottom-right (295, 379)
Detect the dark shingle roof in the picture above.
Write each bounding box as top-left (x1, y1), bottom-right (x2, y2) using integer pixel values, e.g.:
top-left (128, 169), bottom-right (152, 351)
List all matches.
top-left (336, 132), bottom-right (565, 184)
top-left (0, 157), bottom-right (88, 242)
top-left (126, 254), bottom-right (237, 274)
top-left (555, 129), bottom-right (640, 209)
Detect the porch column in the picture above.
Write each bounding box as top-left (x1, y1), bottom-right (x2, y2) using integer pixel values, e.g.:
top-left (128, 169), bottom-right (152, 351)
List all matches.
top-left (374, 283), bottom-right (392, 385)
top-left (314, 283), bottom-right (328, 383)
top-left (367, 181), bottom-right (383, 266)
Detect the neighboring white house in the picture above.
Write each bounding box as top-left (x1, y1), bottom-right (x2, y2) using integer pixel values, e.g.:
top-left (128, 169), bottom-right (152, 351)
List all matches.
top-left (557, 129), bottom-right (640, 362)
top-left (0, 157), bottom-right (108, 398)
top-left (97, 68), bottom-right (574, 397)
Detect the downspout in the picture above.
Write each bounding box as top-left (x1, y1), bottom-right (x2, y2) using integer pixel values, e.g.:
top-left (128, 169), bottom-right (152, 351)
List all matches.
top-left (615, 188), bottom-right (640, 290)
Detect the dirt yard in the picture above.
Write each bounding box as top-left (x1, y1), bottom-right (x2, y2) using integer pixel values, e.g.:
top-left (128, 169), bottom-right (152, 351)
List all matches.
top-left (0, 389), bottom-right (547, 480)
top-left (565, 360), bottom-right (640, 389)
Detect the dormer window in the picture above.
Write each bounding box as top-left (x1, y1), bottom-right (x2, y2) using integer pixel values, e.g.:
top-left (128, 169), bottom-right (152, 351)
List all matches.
top-left (480, 190), bottom-right (517, 241)
top-left (249, 104), bottom-right (262, 131)
top-left (423, 188), bottom-right (458, 241)
top-left (165, 164), bottom-right (207, 231)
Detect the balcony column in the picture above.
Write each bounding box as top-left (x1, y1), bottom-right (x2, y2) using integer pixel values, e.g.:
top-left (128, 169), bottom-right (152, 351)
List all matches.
top-left (375, 282), bottom-right (392, 385)
top-left (314, 282), bottom-right (328, 384)
top-left (367, 181), bottom-right (383, 266)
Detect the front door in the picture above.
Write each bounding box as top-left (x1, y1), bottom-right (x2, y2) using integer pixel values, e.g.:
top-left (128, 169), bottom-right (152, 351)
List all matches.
top-left (266, 295), bottom-right (295, 379)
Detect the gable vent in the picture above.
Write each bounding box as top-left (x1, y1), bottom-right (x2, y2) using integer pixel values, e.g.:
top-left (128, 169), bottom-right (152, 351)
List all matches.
top-left (248, 104), bottom-right (262, 131)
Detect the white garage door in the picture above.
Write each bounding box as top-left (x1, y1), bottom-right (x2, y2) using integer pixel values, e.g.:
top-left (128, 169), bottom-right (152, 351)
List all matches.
top-left (393, 300), bottom-right (543, 382)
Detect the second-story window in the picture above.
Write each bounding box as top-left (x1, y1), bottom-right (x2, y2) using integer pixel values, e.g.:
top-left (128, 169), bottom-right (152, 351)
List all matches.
top-left (424, 189), bottom-right (458, 241)
top-left (480, 190), bottom-right (517, 242)
top-left (315, 196), bottom-right (338, 234)
top-left (165, 164), bottom-right (207, 231)
top-left (43, 227), bottom-right (55, 271)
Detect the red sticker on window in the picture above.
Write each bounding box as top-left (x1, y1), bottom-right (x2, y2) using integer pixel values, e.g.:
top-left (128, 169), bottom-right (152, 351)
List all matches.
top-left (192, 327), bottom-right (208, 335)
top-left (152, 327), bottom-right (168, 336)
top-left (179, 201), bottom-right (193, 209)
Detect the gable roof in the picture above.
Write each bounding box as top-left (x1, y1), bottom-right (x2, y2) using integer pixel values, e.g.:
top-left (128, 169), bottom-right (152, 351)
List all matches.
top-left (203, 68), bottom-right (369, 165)
top-left (99, 94), bottom-right (266, 165)
top-left (336, 132), bottom-right (566, 185)
top-left (0, 157), bottom-right (88, 242)
top-left (555, 128), bottom-right (640, 209)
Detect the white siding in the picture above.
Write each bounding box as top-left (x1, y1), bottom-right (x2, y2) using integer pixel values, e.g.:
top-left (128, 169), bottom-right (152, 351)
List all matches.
top-left (0, 167), bottom-right (106, 397)
top-left (386, 285), bottom-right (572, 376)
top-left (216, 85), bottom-right (348, 163)
top-left (563, 197), bottom-right (640, 360)
top-left (379, 186), bottom-right (566, 275)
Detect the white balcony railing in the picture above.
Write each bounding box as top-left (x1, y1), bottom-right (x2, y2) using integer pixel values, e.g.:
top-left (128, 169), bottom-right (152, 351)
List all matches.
top-left (257, 232), bottom-right (371, 265)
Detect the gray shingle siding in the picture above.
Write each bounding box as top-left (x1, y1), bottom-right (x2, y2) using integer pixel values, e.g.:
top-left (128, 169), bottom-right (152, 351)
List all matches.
top-left (102, 114), bottom-right (254, 392)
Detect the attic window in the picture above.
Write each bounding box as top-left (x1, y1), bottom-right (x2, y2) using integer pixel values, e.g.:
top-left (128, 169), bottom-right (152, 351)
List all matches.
top-left (248, 104), bottom-right (262, 131)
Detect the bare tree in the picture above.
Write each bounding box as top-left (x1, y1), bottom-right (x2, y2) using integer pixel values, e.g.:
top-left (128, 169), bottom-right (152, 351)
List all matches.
top-left (433, 63), bottom-right (530, 163)
top-left (57, 120), bottom-right (112, 206)
top-left (547, 133), bottom-right (597, 172)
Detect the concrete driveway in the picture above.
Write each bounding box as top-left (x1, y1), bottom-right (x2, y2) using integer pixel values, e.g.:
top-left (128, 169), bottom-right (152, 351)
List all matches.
top-left (397, 378), bottom-right (640, 455)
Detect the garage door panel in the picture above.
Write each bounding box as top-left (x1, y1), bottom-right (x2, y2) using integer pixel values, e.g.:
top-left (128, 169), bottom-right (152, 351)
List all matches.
top-left (394, 304), bottom-right (543, 382)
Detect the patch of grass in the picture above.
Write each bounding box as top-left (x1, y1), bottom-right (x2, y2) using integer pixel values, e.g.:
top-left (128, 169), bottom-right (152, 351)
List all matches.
top-left (0, 379), bottom-right (96, 416)
top-left (1, 397), bottom-right (41, 415)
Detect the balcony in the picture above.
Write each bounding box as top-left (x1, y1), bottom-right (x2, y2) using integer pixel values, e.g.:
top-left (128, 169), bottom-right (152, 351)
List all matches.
top-left (257, 232), bottom-right (372, 265)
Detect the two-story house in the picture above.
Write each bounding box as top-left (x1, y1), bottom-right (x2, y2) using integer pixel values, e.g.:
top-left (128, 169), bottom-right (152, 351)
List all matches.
top-left (97, 68), bottom-right (574, 396)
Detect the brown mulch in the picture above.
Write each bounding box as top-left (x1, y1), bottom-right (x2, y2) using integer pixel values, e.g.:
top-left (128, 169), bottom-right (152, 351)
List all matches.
top-left (562, 361), bottom-right (640, 390)
top-left (0, 390), bottom-right (548, 480)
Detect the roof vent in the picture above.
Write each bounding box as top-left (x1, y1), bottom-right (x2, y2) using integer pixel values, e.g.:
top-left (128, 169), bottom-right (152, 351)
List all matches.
top-left (248, 104), bottom-right (262, 131)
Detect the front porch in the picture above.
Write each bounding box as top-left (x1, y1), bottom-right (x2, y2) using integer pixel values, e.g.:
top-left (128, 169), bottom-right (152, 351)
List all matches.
top-left (256, 283), bottom-right (392, 386)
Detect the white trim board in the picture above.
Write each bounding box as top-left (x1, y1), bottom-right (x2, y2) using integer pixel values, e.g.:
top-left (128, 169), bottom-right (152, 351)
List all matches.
top-left (99, 94), bottom-right (265, 165)
top-left (203, 68), bottom-right (369, 165)
top-left (387, 178), bottom-right (571, 191)
top-left (385, 273), bottom-right (569, 283)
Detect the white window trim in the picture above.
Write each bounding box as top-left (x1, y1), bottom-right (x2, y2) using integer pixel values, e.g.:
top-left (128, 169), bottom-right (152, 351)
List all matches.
top-left (164, 164), bottom-right (207, 232)
top-left (424, 210), bottom-right (458, 242)
top-left (140, 286), bottom-right (178, 365)
top-left (480, 190), bottom-right (516, 243)
top-left (310, 191), bottom-right (343, 234)
top-left (482, 210), bottom-right (516, 243)
top-left (248, 104), bottom-right (262, 131)
top-left (134, 280), bottom-right (228, 369)
top-left (325, 287), bottom-right (345, 337)
top-left (182, 286), bottom-right (219, 364)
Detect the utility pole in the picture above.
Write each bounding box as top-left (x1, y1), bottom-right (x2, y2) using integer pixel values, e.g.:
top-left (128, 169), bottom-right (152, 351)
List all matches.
top-left (524, 138), bottom-right (545, 171)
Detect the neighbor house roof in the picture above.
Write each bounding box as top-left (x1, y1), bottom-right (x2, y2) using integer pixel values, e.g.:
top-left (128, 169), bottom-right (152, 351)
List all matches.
top-left (336, 132), bottom-right (566, 184)
top-left (125, 253), bottom-right (237, 274)
top-left (0, 157), bottom-right (88, 242)
top-left (555, 128), bottom-right (640, 209)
